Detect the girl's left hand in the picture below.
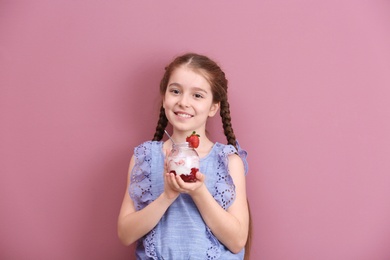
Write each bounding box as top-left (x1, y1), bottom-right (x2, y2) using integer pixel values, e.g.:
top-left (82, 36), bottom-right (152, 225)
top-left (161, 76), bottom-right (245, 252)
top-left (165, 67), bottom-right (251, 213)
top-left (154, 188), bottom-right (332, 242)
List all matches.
top-left (166, 171), bottom-right (206, 196)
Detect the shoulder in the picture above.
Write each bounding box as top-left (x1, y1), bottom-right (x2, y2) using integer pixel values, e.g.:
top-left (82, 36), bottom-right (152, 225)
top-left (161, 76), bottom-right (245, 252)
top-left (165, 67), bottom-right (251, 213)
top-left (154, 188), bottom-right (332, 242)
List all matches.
top-left (132, 141), bottom-right (164, 165)
top-left (214, 142), bottom-right (248, 175)
top-left (134, 140), bottom-right (163, 153)
top-left (226, 153), bottom-right (246, 183)
top-left (227, 152), bottom-right (244, 165)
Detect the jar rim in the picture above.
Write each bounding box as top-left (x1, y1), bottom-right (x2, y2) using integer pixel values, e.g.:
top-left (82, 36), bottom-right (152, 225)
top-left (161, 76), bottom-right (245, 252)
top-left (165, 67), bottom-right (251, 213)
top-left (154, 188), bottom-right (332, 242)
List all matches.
top-left (172, 142), bottom-right (190, 147)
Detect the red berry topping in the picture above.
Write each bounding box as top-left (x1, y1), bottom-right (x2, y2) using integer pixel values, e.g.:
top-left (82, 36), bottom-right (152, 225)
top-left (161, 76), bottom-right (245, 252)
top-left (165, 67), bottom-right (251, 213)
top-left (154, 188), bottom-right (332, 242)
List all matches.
top-left (170, 168), bottom-right (198, 182)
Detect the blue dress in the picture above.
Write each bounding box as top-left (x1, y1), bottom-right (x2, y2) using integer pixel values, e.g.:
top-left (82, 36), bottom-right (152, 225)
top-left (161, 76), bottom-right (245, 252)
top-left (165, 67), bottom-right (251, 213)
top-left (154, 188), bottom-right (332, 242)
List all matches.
top-left (129, 141), bottom-right (248, 260)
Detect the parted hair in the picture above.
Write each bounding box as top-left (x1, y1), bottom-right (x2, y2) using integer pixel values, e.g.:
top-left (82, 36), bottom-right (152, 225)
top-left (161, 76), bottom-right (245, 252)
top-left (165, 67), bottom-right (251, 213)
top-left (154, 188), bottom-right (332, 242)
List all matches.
top-left (152, 53), bottom-right (237, 150)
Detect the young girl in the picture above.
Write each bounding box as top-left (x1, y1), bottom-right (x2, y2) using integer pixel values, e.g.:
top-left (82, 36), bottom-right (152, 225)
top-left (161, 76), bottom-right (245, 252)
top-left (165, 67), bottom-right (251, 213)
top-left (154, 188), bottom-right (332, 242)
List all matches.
top-left (118, 53), bottom-right (251, 259)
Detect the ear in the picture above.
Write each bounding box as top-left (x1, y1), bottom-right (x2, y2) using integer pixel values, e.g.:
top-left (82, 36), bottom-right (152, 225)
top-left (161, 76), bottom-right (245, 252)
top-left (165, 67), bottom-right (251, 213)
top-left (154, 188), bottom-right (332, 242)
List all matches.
top-left (208, 102), bottom-right (220, 117)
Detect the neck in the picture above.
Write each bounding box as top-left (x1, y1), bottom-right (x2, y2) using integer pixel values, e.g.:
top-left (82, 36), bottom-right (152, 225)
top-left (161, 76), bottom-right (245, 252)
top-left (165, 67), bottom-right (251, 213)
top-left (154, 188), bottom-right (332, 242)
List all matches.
top-left (172, 129), bottom-right (205, 140)
top-left (169, 129), bottom-right (212, 150)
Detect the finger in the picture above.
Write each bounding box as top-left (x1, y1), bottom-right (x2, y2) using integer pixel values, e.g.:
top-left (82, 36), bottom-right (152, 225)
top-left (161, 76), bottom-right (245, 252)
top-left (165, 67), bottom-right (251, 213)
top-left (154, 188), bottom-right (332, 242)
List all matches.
top-left (175, 175), bottom-right (191, 191)
top-left (164, 149), bottom-right (172, 173)
top-left (196, 171), bottom-right (205, 182)
top-left (167, 173), bottom-right (190, 193)
top-left (165, 172), bottom-right (174, 183)
top-left (166, 172), bottom-right (181, 191)
top-left (164, 150), bottom-right (168, 172)
top-left (164, 172), bottom-right (171, 182)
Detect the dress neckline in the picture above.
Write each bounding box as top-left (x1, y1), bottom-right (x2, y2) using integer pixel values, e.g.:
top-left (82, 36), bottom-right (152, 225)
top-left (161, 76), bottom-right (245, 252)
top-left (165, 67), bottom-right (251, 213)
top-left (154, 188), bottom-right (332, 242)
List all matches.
top-left (200, 142), bottom-right (218, 161)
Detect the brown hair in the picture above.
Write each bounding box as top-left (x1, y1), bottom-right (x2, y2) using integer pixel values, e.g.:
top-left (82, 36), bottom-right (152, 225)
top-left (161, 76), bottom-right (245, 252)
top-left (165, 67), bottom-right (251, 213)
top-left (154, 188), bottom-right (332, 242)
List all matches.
top-left (153, 53), bottom-right (237, 147)
top-left (152, 53), bottom-right (252, 258)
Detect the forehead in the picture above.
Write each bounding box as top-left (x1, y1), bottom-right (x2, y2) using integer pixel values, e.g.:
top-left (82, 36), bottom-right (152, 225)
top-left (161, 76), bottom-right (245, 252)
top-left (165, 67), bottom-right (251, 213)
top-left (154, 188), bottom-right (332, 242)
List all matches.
top-left (168, 66), bottom-right (211, 90)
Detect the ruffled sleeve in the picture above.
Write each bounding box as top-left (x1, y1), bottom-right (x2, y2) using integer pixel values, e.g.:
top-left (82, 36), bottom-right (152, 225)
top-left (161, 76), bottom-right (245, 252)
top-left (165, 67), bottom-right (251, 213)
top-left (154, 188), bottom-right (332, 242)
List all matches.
top-left (213, 141), bottom-right (248, 210)
top-left (236, 140), bottom-right (249, 175)
top-left (128, 141), bottom-right (154, 211)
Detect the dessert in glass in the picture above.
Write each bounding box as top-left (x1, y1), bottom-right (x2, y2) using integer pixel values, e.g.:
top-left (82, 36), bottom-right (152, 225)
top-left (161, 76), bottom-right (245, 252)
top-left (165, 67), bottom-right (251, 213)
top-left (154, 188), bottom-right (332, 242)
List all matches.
top-left (167, 142), bottom-right (199, 182)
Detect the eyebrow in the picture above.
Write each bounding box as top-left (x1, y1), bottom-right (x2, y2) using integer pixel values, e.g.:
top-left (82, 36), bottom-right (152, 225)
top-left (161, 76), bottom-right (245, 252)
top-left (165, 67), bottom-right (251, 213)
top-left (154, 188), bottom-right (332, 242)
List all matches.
top-left (168, 83), bottom-right (209, 94)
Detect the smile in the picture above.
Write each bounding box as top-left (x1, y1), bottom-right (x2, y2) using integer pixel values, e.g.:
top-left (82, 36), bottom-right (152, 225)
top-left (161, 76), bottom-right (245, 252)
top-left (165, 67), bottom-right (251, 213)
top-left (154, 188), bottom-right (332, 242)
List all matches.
top-left (175, 112), bottom-right (193, 118)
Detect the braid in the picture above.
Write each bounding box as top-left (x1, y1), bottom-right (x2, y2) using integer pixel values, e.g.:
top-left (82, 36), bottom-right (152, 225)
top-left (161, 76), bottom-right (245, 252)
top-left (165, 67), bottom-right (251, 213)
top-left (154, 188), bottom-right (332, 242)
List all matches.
top-left (220, 98), bottom-right (237, 150)
top-left (152, 106), bottom-right (168, 141)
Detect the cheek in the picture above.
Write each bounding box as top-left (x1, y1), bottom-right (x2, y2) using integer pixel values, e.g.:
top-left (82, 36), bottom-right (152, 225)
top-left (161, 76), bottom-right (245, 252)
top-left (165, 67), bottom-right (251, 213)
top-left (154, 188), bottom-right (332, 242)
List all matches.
top-left (163, 97), bottom-right (176, 110)
top-left (162, 94), bottom-right (170, 108)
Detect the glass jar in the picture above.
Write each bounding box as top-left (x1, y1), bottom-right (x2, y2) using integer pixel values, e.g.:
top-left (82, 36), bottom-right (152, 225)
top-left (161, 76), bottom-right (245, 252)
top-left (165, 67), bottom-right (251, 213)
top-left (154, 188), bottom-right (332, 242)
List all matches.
top-left (167, 142), bottom-right (199, 182)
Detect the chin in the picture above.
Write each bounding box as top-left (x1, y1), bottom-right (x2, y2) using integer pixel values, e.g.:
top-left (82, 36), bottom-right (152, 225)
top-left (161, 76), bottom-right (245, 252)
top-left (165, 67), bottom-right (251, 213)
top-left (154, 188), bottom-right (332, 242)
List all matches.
top-left (172, 126), bottom-right (193, 133)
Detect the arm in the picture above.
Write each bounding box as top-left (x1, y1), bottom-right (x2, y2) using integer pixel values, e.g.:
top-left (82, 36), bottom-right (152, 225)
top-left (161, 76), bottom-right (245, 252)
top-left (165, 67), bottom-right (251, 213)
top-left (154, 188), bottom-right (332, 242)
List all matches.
top-left (168, 153), bottom-right (249, 253)
top-left (117, 155), bottom-right (179, 246)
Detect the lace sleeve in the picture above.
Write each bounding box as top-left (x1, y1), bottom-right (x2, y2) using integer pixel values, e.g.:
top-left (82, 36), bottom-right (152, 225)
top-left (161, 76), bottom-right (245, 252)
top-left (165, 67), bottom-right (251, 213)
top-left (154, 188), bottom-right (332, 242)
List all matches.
top-left (128, 141), bottom-right (154, 211)
top-left (236, 140), bottom-right (249, 175)
top-left (213, 141), bottom-right (248, 210)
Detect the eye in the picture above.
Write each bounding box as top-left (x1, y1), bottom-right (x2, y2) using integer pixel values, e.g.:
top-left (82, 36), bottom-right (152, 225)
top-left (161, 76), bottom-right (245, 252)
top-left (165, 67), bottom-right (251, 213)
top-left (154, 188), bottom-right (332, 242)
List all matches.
top-left (194, 93), bottom-right (204, 99)
top-left (170, 89), bottom-right (180, 95)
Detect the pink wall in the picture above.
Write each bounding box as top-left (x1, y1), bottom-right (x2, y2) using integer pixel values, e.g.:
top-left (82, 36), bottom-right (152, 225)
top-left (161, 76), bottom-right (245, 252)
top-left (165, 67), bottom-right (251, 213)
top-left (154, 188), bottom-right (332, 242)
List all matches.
top-left (1, 1), bottom-right (390, 259)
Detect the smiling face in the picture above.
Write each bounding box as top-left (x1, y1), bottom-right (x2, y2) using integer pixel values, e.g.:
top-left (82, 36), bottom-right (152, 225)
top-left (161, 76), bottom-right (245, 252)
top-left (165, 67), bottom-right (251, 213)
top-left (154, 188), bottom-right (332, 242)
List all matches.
top-left (163, 65), bottom-right (220, 135)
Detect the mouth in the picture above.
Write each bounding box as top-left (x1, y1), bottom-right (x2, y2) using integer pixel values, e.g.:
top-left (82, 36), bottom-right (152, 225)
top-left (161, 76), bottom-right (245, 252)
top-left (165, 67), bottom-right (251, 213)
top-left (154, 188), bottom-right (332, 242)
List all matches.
top-left (174, 112), bottom-right (193, 118)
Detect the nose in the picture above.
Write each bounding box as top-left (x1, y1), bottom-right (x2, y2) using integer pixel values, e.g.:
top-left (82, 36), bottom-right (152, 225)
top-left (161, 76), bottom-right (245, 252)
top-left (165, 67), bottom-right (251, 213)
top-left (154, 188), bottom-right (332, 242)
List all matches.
top-left (177, 95), bottom-right (190, 108)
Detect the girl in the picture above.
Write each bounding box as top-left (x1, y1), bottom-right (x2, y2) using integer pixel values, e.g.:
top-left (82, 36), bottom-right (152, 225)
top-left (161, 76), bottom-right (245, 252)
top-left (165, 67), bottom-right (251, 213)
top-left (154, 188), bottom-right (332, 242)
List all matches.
top-left (118, 53), bottom-right (251, 259)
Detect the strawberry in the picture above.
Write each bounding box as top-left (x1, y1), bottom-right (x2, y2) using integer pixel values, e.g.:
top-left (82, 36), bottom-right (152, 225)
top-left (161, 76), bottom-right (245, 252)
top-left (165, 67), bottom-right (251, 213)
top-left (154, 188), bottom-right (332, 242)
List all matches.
top-left (171, 167), bottom-right (198, 182)
top-left (186, 131), bottom-right (200, 148)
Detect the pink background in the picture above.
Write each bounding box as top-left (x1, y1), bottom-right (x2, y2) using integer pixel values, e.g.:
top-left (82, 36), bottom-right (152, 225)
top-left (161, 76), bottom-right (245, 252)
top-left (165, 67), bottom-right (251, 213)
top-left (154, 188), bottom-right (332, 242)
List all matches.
top-left (1, 1), bottom-right (390, 259)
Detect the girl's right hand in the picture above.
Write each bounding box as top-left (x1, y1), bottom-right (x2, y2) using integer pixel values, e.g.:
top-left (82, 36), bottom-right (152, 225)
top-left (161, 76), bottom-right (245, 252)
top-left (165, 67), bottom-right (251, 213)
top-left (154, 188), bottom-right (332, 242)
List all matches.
top-left (163, 149), bottom-right (180, 200)
top-left (163, 172), bottom-right (180, 200)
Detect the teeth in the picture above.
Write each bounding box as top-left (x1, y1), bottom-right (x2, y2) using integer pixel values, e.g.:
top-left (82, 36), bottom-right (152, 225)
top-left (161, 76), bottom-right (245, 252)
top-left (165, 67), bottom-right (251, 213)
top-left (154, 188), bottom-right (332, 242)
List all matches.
top-left (177, 113), bottom-right (192, 118)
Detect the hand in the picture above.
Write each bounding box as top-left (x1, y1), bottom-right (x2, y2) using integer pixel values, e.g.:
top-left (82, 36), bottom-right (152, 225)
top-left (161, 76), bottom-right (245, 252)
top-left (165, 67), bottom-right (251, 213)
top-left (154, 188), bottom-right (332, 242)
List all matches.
top-left (162, 149), bottom-right (180, 200)
top-left (167, 170), bottom-right (206, 196)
